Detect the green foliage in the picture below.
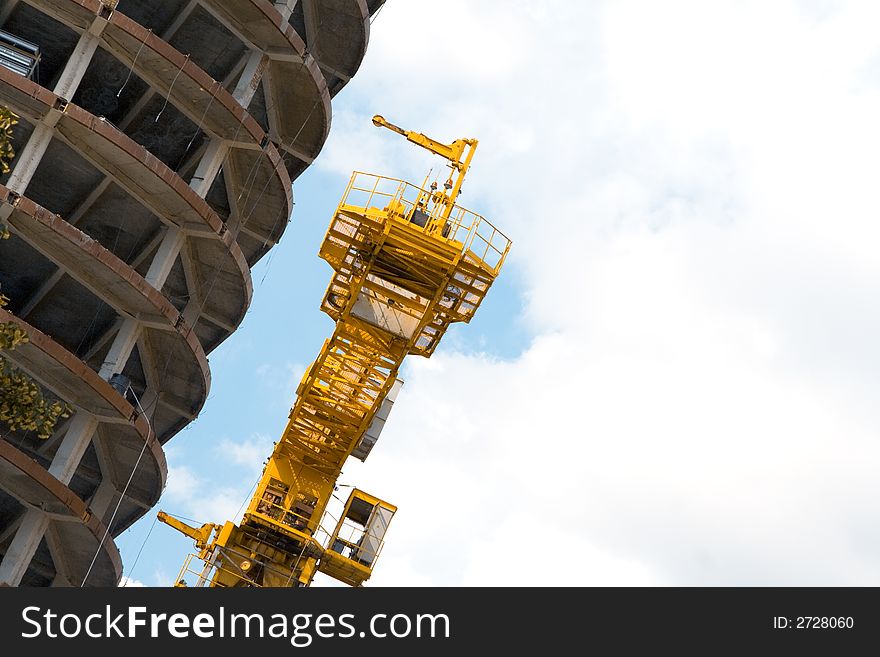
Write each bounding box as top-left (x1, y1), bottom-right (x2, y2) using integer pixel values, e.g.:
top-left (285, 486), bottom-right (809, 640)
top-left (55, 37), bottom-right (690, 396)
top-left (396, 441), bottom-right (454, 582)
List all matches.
top-left (0, 295), bottom-right (72, 440)
top-left (0, 360), bottom-right (71, 439)
top-left (0, 295), bottom-right (72, 439)
top-left (0, 298), bottom-right (27, 350)
top-left (0, 106), bottom-right (16, 175)
top-left (0, 106), bottom-right (15, 240)
top-left (0, 107), bottom-right (72, 439)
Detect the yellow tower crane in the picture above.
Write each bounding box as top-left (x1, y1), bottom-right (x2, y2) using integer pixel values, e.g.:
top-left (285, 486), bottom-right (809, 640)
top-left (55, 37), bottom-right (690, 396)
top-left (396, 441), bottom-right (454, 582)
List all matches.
top-left (158, 115), bottom-right (510, 587)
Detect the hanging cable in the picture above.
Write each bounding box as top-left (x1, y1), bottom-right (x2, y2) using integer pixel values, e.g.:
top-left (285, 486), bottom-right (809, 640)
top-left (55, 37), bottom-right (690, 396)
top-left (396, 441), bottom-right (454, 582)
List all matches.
top-left (120, 511), bottom-right (157, 586)
top-left (174, 81), bottom-right (220, 172)
top-left (242, 88), bottom-right (323, 230)
top-left (163, 511), bottom-right (209, 526)
top-left (80, 385), bottom-right (153, 586)
top-left (154, 54), bottom-right (190, 123)
top-left (233, 476), bottom-right (260, 523)
top-left (117, 28), bottom-right (152, 98)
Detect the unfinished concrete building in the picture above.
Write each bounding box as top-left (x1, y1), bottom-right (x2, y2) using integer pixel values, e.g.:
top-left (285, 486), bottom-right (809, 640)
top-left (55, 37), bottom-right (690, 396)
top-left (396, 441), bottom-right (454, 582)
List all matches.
top-left (0, 0), bottom-right (385, 586)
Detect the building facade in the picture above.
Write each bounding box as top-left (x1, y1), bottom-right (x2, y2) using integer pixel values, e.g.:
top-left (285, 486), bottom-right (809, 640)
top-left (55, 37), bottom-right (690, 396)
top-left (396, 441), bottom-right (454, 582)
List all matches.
top-left (0, 0), bottom-right (384, 586)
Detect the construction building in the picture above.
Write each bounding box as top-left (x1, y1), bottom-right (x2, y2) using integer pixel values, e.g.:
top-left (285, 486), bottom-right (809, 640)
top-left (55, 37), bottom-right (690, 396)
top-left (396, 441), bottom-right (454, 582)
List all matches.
top-left (0, 0), bottom-right (385, 587)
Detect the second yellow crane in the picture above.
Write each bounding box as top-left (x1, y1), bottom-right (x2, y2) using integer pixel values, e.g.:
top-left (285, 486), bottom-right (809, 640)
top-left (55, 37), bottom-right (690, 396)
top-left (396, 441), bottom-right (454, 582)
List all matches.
top-left (159, 114), bottom-right (510, 587)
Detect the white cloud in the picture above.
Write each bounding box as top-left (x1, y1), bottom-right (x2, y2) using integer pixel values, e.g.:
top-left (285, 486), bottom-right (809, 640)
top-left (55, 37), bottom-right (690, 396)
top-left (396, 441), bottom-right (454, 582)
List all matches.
top-left (152, 567), bottom-right (174, 588)
top-left (163, 464), bottom-right (255, 526)
top-left (308, 1), bottom-right (880, 585)
top-left (164, 465), bottom-right (199, 501)
top-left (118, 576), bottom-right (145, 587)
top-left (217, 433), bottom-right (275, 478)
top-left (159, 437), bottom-right (275, 553)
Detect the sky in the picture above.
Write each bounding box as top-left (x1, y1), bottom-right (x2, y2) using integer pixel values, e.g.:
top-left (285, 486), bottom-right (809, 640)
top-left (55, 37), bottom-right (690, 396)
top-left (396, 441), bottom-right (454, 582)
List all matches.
top-left (119, 0), bottom-right (880, 586)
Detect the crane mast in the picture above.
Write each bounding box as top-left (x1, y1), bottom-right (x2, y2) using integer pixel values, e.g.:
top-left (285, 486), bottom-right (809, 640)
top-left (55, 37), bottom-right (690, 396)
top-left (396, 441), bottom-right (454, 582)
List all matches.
top-left (159, 115), bottom-right (510, 587)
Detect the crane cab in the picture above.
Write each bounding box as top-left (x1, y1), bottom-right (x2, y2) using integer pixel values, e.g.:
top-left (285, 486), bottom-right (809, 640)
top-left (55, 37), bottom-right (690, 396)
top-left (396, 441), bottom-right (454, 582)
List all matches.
top-left (318, 489), bottom-right (396, 587)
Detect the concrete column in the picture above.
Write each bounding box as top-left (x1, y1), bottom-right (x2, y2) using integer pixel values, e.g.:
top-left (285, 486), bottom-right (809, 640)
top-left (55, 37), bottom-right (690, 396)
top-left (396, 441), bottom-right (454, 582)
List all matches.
top-left (0, 511), bottom-right (49, 585)
top-left (6, 123), bottom-right (54, 193)
top-left (87, 480), bottom-right (117, 519)
top-left (7, 26), bottom-right (101, 192)
top-left (232, 51), bottom-right (268, 106)
top-left (145, 227), bottom-right (185, 287)
top-left (52, 30), bottom-right (100, 99)
top-left (45, 524), bottom-right (74, 587)
top-left (275, 1), bottom-right (298, 22)
top-left (98, 317), bottom-right (141, 379)
top-left (50, 573), bottom-right (72, 587)
top-left (184, 50), bottom-right (267, 201)
top-left (188, 139), bottom-right (229, 198)
top-left (47, 412), bottom-right (101, 485)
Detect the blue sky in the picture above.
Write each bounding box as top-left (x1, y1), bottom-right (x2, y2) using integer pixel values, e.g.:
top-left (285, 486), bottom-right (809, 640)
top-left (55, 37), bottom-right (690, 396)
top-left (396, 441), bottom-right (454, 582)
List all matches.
top-left (121, 1), bottom-right (880, 586)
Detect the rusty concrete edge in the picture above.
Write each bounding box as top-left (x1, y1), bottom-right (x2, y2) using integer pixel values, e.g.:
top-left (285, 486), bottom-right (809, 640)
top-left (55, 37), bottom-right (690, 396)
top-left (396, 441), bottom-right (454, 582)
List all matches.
top-left (284, 52), bottom-right (333, 152)
top-left (20, 0), bottom-right (295, 222)
top-left (243, 0), bottom-right (309, 52)
top-left (245, 0), bottom-right (333, 151)
top-left (0, 184), bottom-right (212, 415)
top-left (0, 306), bottom-right (167, 496)
top-left (0, 68), bottom-right (254, 333)
top-left (60, 104), bottom-right (257, 326)
top-left (343, 0), bottom-right (372, 80)
top-left (107, 8), bottom-right (296, 211)
top-left (2, 184), bottom-right (186, 325)
top-left (0, 440), bottom-right (124, 584)
top-left (101, 13), bottom-right (295, 260)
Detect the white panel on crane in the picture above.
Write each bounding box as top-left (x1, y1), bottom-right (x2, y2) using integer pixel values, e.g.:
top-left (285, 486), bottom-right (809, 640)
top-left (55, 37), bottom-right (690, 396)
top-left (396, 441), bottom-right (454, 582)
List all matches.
top-left (351, 378), bottom-right (403, 461)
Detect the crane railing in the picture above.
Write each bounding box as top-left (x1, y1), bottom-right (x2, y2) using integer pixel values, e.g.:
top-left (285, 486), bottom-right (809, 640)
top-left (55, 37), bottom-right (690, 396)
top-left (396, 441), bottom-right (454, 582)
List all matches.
top-left (339, 172), bottom-right (511, 274)
top-left (313, 508), bottom-right (390, 570)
